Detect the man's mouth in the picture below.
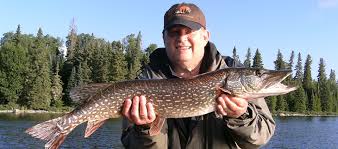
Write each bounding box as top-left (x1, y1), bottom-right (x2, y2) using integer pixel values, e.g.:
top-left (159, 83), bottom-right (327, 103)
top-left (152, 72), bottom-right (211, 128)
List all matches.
top-left (176, 46), bottom-right (192, 50)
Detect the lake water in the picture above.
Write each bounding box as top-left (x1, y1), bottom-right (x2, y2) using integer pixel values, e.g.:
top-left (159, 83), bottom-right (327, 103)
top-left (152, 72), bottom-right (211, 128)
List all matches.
top-left (0, 113), bottom-right (337, 149)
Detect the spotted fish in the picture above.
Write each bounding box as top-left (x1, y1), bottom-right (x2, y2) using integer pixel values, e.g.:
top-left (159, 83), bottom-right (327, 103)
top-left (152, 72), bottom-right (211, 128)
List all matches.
top-left (25, 68), bottom-right (297, 149)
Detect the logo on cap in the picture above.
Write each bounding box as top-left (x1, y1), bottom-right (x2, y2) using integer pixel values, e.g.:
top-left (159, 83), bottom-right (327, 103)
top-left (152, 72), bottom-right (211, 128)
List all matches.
top-left (175, 5), bottom-right (191, 14)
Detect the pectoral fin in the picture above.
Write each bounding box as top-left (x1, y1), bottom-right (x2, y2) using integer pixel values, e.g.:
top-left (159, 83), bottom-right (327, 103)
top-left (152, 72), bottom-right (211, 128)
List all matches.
top-left (216, 86), bottom-right (231, 96)
top-left (84, 119), bottom-right (107, 138)
top-left (149, 117), bottom-right (165, 136)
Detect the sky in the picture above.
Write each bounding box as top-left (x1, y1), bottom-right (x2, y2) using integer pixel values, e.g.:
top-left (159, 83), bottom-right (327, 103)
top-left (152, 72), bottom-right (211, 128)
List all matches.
top-left (1, 0), bottom-right (338, 78)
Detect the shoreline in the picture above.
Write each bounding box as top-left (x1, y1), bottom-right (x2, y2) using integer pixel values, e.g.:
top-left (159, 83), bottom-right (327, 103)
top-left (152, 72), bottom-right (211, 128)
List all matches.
top-left (273, 112), bottom-right (338, 117)
top-left (0, 109), bottom-right (65, 114)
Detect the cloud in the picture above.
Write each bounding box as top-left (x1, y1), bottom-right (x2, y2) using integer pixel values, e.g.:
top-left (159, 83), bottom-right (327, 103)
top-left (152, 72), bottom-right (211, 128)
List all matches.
top-left (318, 0), bottom-right (338, 8)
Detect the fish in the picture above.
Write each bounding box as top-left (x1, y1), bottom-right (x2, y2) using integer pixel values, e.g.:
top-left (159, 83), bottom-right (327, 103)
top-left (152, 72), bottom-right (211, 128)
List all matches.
top-left (25, 68), bottom-right (297, 149)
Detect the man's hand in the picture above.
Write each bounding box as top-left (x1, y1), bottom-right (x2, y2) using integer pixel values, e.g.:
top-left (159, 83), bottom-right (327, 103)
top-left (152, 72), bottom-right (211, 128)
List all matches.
top-left (216, 94), bottom-right (248, 118)
top-left (122, 95), bottom-right (156, 126)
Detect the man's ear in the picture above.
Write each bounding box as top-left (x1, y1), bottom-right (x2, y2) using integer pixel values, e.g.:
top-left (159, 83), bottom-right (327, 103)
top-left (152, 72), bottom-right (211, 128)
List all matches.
top-left (203, 29), bottom-right (210, 44)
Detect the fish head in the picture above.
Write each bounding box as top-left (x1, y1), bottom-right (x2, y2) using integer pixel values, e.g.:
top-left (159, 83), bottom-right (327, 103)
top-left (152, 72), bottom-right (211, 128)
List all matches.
top-left (223, 68), bottom-right (297, 99)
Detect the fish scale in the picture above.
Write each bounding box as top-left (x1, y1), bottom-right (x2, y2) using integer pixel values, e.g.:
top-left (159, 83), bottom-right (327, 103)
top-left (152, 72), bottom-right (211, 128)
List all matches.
top-left (25, 68), bottom-right (297, 149)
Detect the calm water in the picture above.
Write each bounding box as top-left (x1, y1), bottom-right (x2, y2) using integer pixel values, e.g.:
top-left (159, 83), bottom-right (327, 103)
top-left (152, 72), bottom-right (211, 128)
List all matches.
top-left (0, 113), bottom-right (337, 149)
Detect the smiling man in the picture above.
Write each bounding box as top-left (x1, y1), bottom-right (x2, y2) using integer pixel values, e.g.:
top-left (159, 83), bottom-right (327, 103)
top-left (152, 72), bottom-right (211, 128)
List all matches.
top-left (121, 3), bottom-right (275, 149)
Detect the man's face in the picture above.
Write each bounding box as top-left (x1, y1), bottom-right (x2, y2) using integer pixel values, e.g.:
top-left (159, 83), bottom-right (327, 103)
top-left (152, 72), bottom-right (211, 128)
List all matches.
top-left (163, 25), bottom-right (210, 70)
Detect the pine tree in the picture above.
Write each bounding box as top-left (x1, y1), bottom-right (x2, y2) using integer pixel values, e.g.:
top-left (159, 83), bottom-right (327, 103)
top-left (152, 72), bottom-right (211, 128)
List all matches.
top-left (294, 53), bottom-right (303, 82)
top-left (110, 41), bottom-right (128, 82)
top-left (274, 49), bottom-right (286, 70)
top-left (61, 20), bottom-right (78, 106)
top-left (243, 48), bottom-right (251, 68)
top-left (328, 70), bottom-right (337, 112)
top-left (24, 28), bottom-right (52, 109)
top-left (252, 48), bottom-right (264, 69)
top-left (293, 85), bottom-right (307, 112)
top-left (266, 96), bottom-right (277, 113)
top-left (273, 49), bottom-right (288, 111)
top-left (51, 55), bottom-right (63, 108)
top-left (317, 58), bottom-right (331, 112)
top-left (0, 26), bottom-right (29, 108)
top-left (142, 44), bottom-right (157, 65)
top-left (232, 46), bottom-right (240, 63)
top-left (303, 54), bottom-right (314, 111)
top-left (124, 32), bottom-right (143, 79)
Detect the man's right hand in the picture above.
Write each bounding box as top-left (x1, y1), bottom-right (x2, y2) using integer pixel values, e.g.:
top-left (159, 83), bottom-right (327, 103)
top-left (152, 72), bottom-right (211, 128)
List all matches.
top-left (122, 95), bottom-right (156, 126)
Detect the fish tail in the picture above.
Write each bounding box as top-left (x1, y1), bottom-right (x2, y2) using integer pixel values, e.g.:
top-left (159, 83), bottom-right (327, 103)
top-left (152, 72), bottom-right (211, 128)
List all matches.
top-left (25, 116), bottom-right (73, 149)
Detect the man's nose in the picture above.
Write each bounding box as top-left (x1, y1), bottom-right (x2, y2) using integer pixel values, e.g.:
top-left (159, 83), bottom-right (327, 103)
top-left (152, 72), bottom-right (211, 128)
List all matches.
top-left (177, 32), bottom-right (189, 42)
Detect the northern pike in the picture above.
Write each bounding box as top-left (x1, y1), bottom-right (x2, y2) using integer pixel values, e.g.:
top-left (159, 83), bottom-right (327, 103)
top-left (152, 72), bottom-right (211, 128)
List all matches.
top-left (25, 68), bottom-right (297, 149)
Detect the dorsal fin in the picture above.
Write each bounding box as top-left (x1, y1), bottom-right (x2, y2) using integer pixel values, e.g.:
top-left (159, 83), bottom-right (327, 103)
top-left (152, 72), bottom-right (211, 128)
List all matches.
top-left (70, 83), bottom-right (112, 104)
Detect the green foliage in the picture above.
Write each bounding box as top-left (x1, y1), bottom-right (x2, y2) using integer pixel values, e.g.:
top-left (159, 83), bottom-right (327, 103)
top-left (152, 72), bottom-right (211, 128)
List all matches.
top-left (243, 48), bottom-right (251, 68)
top-left (232, 46), bottom-right (240, 63)
top-left (266, 96), bottom-right (277, 113)
top-left (294, 53), bottom-right (303, 82)
top-left (110, 41), bottom-right (128, 82)
top-left (252, 48), bottom-right (264, 69)
top-left (274, 49), bottom-right (286, 70)
top-left (124, 32), bottom-right (143, 79)
top-left (293, 86), bottom-right (307, 112)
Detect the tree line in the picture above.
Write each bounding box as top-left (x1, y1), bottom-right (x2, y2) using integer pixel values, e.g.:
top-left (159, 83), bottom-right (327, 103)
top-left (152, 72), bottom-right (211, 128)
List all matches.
top-left (233, 46), bottom-right (337, 114)
top-left (0, 24), bottom-right (337, 114)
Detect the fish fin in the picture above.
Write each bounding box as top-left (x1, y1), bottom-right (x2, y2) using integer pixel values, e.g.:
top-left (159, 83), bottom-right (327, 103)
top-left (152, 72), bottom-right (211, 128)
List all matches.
top-left (45, 134), bottom-right (66, 149)
top-left (25, 117), bottom-right (73, 149)
top-left (216, 86), bottom-right (231, 96)
top-left (70, 83), bottom-right (112, 104)
top-left (84, 119), bottom-right (107, 138)
top-left (149, 117), bottom-right (165, 136)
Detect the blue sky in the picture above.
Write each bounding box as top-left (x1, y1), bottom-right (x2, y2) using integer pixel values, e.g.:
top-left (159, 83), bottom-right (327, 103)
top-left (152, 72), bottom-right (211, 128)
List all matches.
top-left (1, 0), bottom-right (338, 78)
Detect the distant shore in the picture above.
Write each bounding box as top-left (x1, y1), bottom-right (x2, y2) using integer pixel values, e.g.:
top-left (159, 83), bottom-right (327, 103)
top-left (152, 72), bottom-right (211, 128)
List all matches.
top-left (0, 109), bottom-right (65, 114)
top-left (273, 112), bottom-right (338, 117)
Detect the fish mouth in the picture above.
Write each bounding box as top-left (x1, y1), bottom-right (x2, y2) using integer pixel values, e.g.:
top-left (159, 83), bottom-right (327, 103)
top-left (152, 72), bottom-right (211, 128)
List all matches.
top-left (253, 70), bottom-right (298, 98)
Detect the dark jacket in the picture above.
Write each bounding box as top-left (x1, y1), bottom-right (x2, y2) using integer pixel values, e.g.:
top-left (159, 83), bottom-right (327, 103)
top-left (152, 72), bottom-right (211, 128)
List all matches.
top-left (121, 42), bottom-right (275, 149)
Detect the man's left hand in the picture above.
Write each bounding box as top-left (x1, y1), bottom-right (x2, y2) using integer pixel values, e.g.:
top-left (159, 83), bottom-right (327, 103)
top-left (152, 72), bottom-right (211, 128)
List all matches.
top-left (216, 94), bottom-right (248, 118)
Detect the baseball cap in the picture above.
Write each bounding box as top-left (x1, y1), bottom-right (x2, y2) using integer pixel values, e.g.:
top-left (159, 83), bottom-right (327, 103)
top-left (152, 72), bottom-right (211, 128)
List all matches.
top-left (164, 3), bottom-right (206, 31)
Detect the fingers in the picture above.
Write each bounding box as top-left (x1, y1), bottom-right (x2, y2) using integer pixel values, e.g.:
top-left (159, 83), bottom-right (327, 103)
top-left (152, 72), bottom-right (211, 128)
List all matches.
top-left (122, 95), bottom-right (156, 125)
top-left (139, 96), bottom-right (148, 120)
top-left (216, 94), bottom-right (248, 118)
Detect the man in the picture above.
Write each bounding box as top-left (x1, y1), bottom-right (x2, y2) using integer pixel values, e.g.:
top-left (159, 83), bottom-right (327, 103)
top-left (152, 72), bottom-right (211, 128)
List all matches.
top-left (121, 3), bottom-right (275, 149)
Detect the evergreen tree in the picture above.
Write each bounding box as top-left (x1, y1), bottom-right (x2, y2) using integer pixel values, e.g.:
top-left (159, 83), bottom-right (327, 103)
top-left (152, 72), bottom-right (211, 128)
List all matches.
top-left (232, 46), bottom-right (240, 63)
top-left (303, 54), bottom-right (314, 111)
top-left (252, 48), bottom-right (264, 69)
top-left (124, 32), bottom-right (143, 79)
top-left (110, 41), bottom-right (128, 82)
top-left (51, 54), bottom-right (63, 108)
top-left (266, 96), bottom-right (277, 113)
top-left (288, 50), bottom-right (295, 70)
top-left (25, 28), bottom-right (52, 110)
top-left (0, 26), bottom-right (29, 108)
top-left (142, 44), bottom-right (157, 65)
top-left (328, 69), bottom-right (337, 112)
top-left (317, 58), bottom-right (331, 112)
top-left (294, 52), bottom-right (303, 82)
top-left (61, 20), bottom-right (78, 105)
top-left (243, 48), bottom-right (251, 68)
top-left (91, 39), bottom-right (110, 83)
top-left (274, 49), bottom-right (286, 70)
top-left (293, 86), bottom-right (307, 112)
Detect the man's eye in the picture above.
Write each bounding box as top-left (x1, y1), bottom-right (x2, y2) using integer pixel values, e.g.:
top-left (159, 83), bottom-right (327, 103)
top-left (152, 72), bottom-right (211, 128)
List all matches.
top-left (168, 31), bottom-right (179, 37)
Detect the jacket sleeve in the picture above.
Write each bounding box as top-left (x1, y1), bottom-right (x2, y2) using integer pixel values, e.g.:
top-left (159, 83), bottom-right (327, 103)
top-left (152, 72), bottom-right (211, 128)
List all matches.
top-left (121, 66), bottom-right (168, 149)
top-left (224, 98), bottom-right (276, 148)
top-left (121, 118), bottom-right (168, 149)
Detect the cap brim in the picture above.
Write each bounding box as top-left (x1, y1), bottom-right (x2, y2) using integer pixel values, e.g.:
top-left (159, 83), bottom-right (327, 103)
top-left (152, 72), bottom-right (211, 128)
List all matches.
top-left (164, 19), bottom-right (202, 31)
